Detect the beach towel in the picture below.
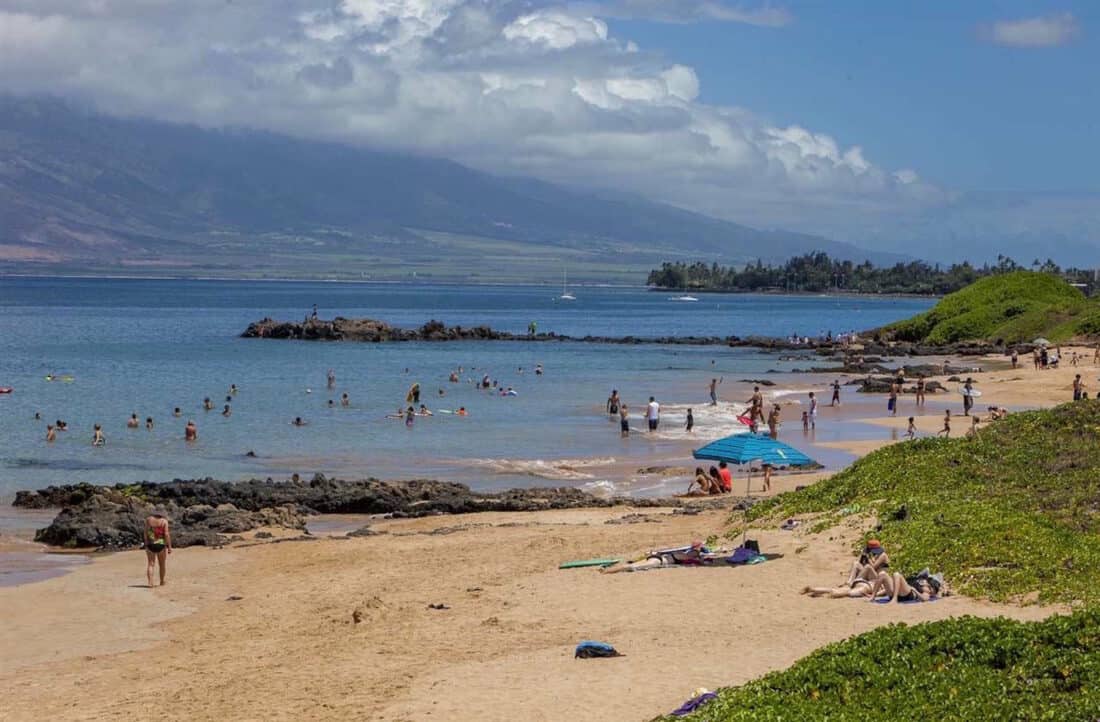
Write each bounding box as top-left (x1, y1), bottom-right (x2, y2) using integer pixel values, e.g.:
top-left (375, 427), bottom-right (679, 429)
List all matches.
top-left (873, 596), bottom-right (939, 605)
top-left (670, 692), bottom-right (718, 717)
top-left (559, 558), bottom-right (621, 569)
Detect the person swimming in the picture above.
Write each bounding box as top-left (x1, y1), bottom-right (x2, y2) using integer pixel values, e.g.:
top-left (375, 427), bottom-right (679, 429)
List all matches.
top-left (173, 407), bottom-right (181, 417)
top-left (341, 393), bottom-right (350, 407)
top-left (145, 417), bottom-right (154, 430)
top-left (606, 390), bottom-right (620, 417)
top-left (127, 413), bottom-right (140, 429)
top-left (229, 384), bottom-right (238, 395)
top-left (292, 417), bottom-right (307, 426)
top-left (456, 407), bottom-right (469, 416)
top-left (92, 424), bottom-right (105, 446)
top-left (405, 406), bottom-right (415, 427)
top-left (46, 424), bottom-right (56, 443)
top-left (222, 404), bottom-right (232, 417)
top-left (418, 404), bottom-right (433, 416)
top-left (185, 420), bottom-right (197, 441)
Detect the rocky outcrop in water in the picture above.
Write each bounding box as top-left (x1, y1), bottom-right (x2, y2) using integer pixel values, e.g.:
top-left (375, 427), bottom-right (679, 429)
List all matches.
top-left (15, 475), bottom-right (688, 549)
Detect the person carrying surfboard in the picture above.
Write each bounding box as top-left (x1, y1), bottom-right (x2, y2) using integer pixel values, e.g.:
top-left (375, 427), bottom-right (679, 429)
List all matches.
top-left (962, 377), bottom-right (975, 416)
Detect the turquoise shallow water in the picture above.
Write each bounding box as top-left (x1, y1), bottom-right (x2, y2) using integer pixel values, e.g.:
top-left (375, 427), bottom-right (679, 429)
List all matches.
top-left (0, 278), bottom-right (933, 499)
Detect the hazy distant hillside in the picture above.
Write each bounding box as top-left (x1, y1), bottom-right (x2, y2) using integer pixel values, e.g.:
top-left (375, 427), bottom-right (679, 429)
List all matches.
top-left (0, 97), bottom-right (893, 281)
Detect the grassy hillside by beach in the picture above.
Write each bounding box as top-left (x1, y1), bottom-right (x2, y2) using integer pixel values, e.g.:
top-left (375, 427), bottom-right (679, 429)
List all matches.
top-left (657, 610), bottom-right (1100, 721)
top-left (884, 270), bottom-right (1100, 344)
top-left (749, 401), bottom-right (1100, 605)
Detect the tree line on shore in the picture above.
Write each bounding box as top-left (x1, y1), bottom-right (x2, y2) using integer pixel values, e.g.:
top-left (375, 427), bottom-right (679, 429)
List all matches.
top-left (647, 253), bottom-right (1096, 295)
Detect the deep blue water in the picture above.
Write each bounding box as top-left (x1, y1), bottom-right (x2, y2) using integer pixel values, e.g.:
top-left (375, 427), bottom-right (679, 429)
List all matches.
top-left (0, 278), bottom-right (933, 498)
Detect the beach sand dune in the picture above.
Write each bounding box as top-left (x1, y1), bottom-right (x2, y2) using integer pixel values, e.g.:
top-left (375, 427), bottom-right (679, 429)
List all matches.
top-left (0, 507), bottom-right (1056, 722)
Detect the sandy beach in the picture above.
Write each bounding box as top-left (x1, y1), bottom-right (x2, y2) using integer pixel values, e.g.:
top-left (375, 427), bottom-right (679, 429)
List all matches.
top-left (1, 348), bottom-right (1091, 721)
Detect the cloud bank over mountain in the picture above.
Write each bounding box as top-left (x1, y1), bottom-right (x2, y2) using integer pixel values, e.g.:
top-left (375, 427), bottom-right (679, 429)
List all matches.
top-left (0, 1), bottom-right (1094, 258)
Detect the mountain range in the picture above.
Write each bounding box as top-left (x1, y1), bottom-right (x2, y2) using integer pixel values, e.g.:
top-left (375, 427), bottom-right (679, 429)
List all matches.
top-left (0, 96), bottom-right (898, 282)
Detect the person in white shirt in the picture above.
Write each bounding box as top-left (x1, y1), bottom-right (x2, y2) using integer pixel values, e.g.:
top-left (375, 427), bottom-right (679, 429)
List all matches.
top-left (646, 397), bottom-right (660, 432)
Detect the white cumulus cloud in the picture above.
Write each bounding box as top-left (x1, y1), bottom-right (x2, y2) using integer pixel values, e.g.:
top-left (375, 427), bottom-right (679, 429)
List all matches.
top-left (985, 12), bottom-right (1081, 48)
top-left (0, 0), bottom-right (938, 240)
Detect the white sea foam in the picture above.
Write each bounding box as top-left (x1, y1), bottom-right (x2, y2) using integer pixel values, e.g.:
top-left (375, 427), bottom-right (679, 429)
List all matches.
top-left (463, 456), bottom-right (617, 481)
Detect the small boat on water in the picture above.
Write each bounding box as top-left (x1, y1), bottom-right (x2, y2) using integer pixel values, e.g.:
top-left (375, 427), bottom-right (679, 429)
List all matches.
top-left (558, 268), bottom-right (576, 301)
top-left (670, 295), bottom-right (699, 302)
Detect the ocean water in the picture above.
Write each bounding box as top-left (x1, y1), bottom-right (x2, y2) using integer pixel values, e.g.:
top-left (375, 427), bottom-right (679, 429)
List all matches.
top-left (0, 278), bottom-right (934, 500)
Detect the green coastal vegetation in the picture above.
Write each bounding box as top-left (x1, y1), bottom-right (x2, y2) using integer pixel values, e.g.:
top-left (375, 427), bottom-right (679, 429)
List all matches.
top-left (658, 610), bottom-right (1100, 721)
top-left (751, 401), bottom-right (1100, 604)
top-left (647, 252), bottom-right (1096, 296)
top-left (667, 401), bottom-right (1100, 720)
top-left (883, 270), bottom-right (1100, 344)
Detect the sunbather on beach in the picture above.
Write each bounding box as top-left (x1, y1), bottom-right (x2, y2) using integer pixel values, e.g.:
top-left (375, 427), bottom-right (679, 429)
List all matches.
top-left (847, 539), bottom-right (890, 582)
top-left (601, 541), bottom-right (708, 574)
top-left (800, 578), bottom-right (881, 599)
top-left (867, 570), bottom-right (947, 602)
top-left (686, 467), bottom-right (720, 495)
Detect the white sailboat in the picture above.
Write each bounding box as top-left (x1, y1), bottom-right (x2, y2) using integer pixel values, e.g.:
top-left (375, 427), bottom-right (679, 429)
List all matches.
top-left (558, 268), bottom-right (576, 301)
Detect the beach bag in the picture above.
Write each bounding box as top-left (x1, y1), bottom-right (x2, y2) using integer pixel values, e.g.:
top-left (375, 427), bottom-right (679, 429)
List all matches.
top-left (575, 641), bottom-right (622, 659)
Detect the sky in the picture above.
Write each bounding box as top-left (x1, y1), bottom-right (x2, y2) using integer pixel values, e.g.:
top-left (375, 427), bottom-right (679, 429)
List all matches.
top-left (0, 0), bottom-right (1097, 261)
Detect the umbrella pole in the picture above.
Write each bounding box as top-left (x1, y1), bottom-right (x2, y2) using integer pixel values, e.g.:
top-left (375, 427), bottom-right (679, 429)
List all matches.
top-left (742, 467), bottom-right (752, 546)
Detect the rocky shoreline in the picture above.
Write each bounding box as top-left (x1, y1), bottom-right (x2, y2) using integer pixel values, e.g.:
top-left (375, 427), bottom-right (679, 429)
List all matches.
top-left (240, 317), bottom-right (1010, 357)
top-left (14, 476), bottom-right (727, 551)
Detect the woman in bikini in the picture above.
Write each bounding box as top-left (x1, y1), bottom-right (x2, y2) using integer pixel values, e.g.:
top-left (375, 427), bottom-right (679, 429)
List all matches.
top-left (144, 512), bottom-right (172, 587)
top-left (801, 540), bottom-right (891, 598)
top-left (867, 570), bottom-right (947, 603)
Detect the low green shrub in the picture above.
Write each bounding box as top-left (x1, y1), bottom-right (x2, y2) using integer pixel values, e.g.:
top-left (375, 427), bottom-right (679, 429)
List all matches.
top-left (748, 402), bottom-right (1100, 604)
top-left (656, 610), bottom-right (1100, 721)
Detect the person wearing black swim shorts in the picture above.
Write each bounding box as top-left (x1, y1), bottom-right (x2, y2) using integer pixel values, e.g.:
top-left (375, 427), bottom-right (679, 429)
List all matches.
top-left (144, 511), bottom-right (172, 587)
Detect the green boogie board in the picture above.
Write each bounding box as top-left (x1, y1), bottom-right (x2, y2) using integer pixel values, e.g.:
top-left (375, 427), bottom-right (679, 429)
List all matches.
top-left (559, 558), bottom-right (621, 569)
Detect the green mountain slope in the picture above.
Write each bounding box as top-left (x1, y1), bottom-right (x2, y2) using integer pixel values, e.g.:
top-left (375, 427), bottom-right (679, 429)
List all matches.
top-left (0, 96), bottom-right (892, 281)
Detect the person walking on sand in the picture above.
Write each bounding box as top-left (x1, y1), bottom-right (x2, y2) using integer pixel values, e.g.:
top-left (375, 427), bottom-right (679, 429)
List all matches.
top-left (708, 377), bottom-right (722, 406)
top-left (619, 403), bottom-right (630, 437)
top-left (939, 410), bottom-right (951, 437)
top-left (915, 375), bottom-right (926, 406)
top-left (767, 404), bottom-right (781, 439)
top-left (888, 377), bottom-right (900, 417)
top-left (762, 463), bottom-right (773, 492)
top-left (185, 419), bottom-right (197, 441)
top-left (646, 397), bottom-right (660, 432)
top-left (144, 511), bottom-right (171, 587)
top-left (830, 379), bottom-right (841, 406)
top-left (606, 390), bottom-right (620, 418)
top-left (1011, 349), bottom-right (1019, 369)
top-left (962, 377), bottom-right (975, 416)
top-left (808, 392), bottom-right (817, 429)
top-left (685, 408), bottom-right (694, 433)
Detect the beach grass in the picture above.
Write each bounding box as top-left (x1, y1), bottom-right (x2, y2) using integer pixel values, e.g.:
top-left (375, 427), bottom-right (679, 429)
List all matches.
top-left (656, 609), bottom-right (1100, 721)
top-left (747, 401), bottom-right (1100, 604)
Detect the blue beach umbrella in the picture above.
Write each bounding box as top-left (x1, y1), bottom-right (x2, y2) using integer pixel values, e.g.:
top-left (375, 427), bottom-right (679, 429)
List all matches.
top-left (693, 433), bottom-right (814, 468)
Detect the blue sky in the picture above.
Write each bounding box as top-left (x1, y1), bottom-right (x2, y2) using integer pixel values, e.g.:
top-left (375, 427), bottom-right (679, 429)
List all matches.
top-left (614, 1), bottom-right (1097, 194)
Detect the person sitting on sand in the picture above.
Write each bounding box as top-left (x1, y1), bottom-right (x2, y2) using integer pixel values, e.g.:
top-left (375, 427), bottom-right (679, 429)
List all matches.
top-left (92, 424), bottom-right (105, 446)
top-left (687, 467), bottom-right (720, 495)
top-left (144, 511), bottom-right (172, 587)
top-left (185, 420), bottom-right (197, 441)
top-left (601, 541), bottom-right (709, 574)
top-left (127, 413), bottom-right (140, 429)
top-left (867, 569), bottom-right (947, 603)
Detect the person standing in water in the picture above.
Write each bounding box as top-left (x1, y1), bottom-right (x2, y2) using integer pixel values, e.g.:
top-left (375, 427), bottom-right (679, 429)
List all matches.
top-left (645, 397), bottom-right (660, 432)
top-left (915, 376), bottom-right (926, 406)
top-left (685, 408), bottom-right (694, 433)
top-left (830, 379), bottom-right (841, 406)
top-left (185, 420), bottom-right (197, 441)
top-left (708, 377), bottom-right (722, 406)
top-left (92, 424), bottom-right (105, 446)
top-left (405, 406), bottom-right (416, 427)
top-left (144, 511), bottom-right (171, 587)
top-left (46, 424), bottom-right (56, 442)
top-left (808, 392), bottom-right (817, 430)
top-left (748, 386), bottom-right (764, 423)
top-left (619, 403), bottom-right (630, 437)
top-left (888, 378), bottom-right (900, 417)
top-left (606, 390), bottom-right (620, 418)
top-left (126, 413), bottom-right (140, 429)
top-left (327, 369), bottom-right (336, 389)
top-left (145, 417), bottom-right (154, 430)
top-left (341, 392), bottom-right (350, 407)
